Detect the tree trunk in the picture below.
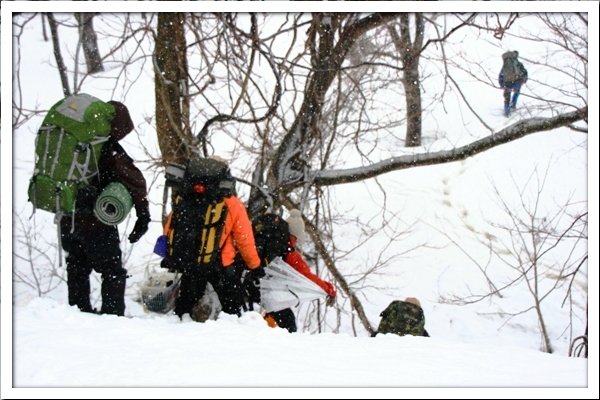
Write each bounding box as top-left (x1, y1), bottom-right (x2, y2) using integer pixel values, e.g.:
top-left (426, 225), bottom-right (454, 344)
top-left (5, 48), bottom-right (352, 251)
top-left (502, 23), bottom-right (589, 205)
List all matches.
top-left (390, 13), bottom-right (424, 147)
top-left (46, 13), bottom-right (70, 96)
top-left (402, 55), bottom-right (423, 147)
top-left (154, 12), bottom-right (191, 166)
top-left (75, 13), bottom-right (104, 74)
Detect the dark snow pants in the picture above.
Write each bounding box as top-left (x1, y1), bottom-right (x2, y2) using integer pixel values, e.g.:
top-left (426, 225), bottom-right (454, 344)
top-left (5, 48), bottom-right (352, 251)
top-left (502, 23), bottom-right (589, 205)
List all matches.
top-left (502, 82), bottom-right (522, 110)
top-left (60, 221), bottom-right (127, 316)
top-left (175, 262), bottom-right (245, 319)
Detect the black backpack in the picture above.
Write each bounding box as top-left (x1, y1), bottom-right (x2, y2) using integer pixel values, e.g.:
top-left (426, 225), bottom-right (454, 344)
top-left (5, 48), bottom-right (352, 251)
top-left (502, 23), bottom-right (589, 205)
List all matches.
top-left (163, 157), bottom-right (236, 268)
top-left (252, 212), bottom-right (291, 265)
top-left (242, 212), bottom-right (290, 310)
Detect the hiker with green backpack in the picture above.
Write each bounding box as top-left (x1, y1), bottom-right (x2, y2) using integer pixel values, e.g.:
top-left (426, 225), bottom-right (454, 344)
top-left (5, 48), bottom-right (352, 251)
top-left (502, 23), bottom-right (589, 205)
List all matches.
top-left (28, 94), bottom-right (150, 316)
top-left (498, 50), bottom-right (528, 117)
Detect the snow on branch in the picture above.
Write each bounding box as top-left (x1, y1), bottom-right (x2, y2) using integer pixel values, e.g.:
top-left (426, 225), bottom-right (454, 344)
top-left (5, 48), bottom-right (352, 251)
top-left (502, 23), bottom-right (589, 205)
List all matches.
top-left (311, 107), bottom-right (588, 186)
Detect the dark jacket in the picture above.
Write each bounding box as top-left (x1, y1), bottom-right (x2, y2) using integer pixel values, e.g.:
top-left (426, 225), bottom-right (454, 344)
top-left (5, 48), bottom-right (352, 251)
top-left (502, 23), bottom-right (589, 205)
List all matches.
top-left (61, 101), bottom-right (149, 231)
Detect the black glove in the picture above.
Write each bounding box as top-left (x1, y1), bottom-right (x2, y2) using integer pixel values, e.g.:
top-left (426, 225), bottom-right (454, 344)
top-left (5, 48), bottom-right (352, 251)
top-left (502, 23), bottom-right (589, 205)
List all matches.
top-left (248, 266), bottom-right (266, 280)
top-left (243, 267), bottom-right (265, 309)
top-left (160, 258), bottom-right (171, 270)
top-left (128, 209), bottom-right (150, 243)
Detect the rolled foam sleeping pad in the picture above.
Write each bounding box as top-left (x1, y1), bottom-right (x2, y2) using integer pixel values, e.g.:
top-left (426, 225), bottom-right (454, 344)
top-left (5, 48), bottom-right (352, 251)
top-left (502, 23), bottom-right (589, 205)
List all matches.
top-left (93, 182), bottom-right (133, 225)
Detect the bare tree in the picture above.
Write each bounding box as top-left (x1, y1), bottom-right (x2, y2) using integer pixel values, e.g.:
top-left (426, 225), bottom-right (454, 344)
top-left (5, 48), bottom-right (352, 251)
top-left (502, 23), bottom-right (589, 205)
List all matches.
top-left (154, 12), bottom-right (192, 167)
top-left (12, 212), bottom-right (66, 300)
top-left (75, 13), bottom-right (104, 74)
top-left (46, 13), bottom-right (71, 96)
top-left (440, 165), bottom-right (587, 354)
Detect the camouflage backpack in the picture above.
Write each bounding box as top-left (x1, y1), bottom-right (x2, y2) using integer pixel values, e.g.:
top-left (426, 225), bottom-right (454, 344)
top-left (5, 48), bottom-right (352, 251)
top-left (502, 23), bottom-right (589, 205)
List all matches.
top-left (376, 300), bottom-right (426, 337)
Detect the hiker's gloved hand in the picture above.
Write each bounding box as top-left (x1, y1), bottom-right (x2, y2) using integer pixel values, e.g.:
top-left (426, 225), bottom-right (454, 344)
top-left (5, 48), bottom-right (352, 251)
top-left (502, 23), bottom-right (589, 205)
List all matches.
top-left (245, 266), bottom-right (265, 292)
top-left (129, 208), bottom-right (150, 243)
top-left (244, 278), bottom-right (261, 306)
top-left (243, 267), bottom-right (264, 307)
top-left (326, 295), bottom-right (335, 307)
top-left (248, 266), bottom-right (266, 282)
top-left (160, 258), bottom-right (171, 270)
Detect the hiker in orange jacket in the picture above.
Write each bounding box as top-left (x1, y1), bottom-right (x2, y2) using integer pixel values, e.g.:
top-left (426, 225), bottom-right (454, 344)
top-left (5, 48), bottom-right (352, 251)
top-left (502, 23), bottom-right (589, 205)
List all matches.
top-left (161, 156), bottom-right (263, 320)
top-left (162, 194), bottom-right (261, 271)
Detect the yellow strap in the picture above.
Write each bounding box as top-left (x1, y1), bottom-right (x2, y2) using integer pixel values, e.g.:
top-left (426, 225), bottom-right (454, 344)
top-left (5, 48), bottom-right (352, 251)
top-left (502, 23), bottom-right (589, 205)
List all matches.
top-left (198, 201), bottom-right (225, 264)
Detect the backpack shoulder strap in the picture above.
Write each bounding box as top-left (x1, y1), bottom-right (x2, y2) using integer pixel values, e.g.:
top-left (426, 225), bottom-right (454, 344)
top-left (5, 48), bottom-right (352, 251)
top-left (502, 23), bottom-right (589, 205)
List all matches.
top-left (198, 199), bottom-right (229, 265)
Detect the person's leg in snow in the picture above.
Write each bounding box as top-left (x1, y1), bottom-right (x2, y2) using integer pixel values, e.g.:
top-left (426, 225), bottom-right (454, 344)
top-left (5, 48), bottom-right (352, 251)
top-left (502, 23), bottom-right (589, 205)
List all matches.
top-left (87, 225), bottom-right (126, 316)
top-left (510, 86), bottom-right (521, 111)
top-left (65, 255), bottom-right (95, 313)
top-left (97, 262), bottom-right (127, 316)
top-left (175, 266), bottom-right (208, 319)
top-left (503, 89), bottom-right (512, 117)
top-left (211, 264), bottom-right (245, 317)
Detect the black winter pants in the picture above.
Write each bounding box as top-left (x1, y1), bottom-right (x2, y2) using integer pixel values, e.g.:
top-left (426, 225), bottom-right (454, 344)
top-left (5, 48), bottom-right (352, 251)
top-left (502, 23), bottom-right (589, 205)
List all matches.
top-left (503, 85), bottom-right (521, 108)
top-left (60, 222), bottom-right (126, 316)
top-left (175, 263), bottom-right (245, 319)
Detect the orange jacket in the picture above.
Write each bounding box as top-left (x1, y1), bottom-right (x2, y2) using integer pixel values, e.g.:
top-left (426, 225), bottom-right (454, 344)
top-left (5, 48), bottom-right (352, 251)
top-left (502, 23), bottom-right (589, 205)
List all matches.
top-left (284, 236), bottom-right (336, 297)
top-left (220, 196), bottom-right (261, 269)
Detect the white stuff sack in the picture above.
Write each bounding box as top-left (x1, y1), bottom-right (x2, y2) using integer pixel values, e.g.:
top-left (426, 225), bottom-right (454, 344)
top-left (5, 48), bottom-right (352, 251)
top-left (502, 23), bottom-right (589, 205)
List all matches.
top-left (260, 257), bottom-right (327, 313)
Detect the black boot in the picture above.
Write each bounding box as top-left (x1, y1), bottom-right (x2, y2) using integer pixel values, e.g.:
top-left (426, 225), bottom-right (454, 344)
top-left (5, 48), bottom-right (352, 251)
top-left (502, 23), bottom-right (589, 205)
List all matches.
top-left (66, 260), bottom-right (94, 313)
top-left (99, 266), bottom-right (127, 316)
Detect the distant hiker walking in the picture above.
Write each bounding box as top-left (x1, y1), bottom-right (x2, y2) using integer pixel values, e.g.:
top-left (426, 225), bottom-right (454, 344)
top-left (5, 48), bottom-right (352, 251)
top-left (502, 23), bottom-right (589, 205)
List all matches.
top-left (498, 50), bottom-right (528, 117)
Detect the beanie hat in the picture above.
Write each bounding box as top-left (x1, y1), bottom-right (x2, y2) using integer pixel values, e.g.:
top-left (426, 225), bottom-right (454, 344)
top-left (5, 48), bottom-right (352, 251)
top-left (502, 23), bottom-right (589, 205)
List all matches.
top-left (107, 101), bottom-right (133, 141)
top-left (208, 155), bottom-right (228, 165)
top-left (286, 209), bottom-right (306, 246)
top-left (405, 297), bottom-right (421, 307)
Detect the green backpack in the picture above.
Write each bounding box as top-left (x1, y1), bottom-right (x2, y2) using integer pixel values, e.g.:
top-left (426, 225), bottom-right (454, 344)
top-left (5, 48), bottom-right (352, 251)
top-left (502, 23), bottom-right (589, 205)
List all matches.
top-left (501, 51), bottom-right (520, 85)
top-left (376, 300), bottom-right (426, 337)
top-left (28, 93), bottom-right (115, 216)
